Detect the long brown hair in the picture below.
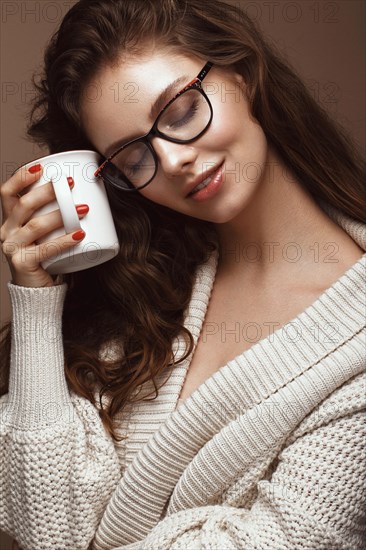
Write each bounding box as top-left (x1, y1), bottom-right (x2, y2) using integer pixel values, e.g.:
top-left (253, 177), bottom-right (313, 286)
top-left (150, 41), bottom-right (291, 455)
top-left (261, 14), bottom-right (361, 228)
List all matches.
top-left (1, 0), bottom-right (365, 440)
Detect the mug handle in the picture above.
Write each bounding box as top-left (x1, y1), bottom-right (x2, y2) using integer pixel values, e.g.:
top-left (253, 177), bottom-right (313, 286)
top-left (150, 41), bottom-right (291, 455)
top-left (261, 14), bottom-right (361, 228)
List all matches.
top-left (47, 167), bottom-right (81, 234)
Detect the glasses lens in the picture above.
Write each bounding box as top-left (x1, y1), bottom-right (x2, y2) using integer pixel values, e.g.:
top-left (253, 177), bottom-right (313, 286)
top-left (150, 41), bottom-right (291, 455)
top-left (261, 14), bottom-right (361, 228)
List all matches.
top-left (100, 88), bottom-right (212, 191)
top-left (104, 141), bottom-right (156, 190)
top-left (157, 88), bottom-right (212, 141)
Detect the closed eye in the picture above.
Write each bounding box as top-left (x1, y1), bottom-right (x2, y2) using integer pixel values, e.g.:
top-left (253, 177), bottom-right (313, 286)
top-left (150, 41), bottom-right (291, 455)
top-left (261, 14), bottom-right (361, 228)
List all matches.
top-left (169, 99), bottom-right (200, 129)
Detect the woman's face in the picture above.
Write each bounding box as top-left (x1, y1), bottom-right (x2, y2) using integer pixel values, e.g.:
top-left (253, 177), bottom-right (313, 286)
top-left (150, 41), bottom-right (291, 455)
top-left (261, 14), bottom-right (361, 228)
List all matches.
top-left (81, 49), bottom-right (268, 224)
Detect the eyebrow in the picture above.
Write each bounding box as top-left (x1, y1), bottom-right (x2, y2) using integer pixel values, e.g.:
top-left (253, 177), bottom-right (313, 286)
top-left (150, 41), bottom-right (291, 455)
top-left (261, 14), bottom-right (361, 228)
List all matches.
top-left (104, 75), bottom-right (189, 158)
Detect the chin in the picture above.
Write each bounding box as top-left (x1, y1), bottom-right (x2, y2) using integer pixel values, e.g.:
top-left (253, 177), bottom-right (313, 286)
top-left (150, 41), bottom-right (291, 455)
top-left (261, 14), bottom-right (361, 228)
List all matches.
top-left (194, 204), bottom-right (247, 225)
top-left (209, 195), bottom-right (252, 224)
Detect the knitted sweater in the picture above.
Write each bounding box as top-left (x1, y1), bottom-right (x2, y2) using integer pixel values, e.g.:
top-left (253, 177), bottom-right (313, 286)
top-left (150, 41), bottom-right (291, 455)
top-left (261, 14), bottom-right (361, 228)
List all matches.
top-left (0, 203), bottom-right (365, 550)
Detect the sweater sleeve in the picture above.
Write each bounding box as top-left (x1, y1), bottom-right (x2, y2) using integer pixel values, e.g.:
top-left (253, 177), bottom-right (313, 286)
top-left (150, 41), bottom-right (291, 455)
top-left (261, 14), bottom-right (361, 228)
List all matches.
top-left (0, 283), bottom-right (121, 550)
top-left (127, 380), bottom-right (366, 550)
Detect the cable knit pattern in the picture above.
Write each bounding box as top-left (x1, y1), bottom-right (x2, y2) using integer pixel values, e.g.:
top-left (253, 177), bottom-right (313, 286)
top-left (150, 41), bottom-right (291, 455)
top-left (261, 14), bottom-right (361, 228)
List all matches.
top-left (0, 204), bottom-right (365, 550)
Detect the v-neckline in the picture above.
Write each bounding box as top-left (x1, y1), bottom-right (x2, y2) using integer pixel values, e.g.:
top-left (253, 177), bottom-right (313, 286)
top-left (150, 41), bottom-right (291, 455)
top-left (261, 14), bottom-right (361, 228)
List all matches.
top-left (172, 248), bottom-right (366, 413)
top-left (95, 248), bottom-right (366, 548)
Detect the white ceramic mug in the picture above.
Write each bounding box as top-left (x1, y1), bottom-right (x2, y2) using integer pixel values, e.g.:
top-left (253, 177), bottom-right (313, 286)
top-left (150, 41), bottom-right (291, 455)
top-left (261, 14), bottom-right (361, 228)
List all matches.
top-left (19, 150), bottom-right (120, 274)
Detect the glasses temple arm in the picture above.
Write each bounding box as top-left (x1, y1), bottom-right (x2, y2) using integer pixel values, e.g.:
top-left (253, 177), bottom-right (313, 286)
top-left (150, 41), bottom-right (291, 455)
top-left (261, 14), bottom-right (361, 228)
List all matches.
top-left (197, 62), bottom-right (213, 82)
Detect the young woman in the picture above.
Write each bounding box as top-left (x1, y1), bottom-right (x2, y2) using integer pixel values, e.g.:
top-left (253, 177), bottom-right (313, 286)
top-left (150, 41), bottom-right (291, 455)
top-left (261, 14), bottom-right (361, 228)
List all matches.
top-left (1, 0), bottom-right (365, 548)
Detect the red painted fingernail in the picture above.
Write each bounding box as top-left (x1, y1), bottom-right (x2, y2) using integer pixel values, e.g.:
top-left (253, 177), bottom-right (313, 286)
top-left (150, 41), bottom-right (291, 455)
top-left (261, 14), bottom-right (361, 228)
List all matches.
top-left (28, 163), bottom-right (42, 174)
top-left (67, 177), bottom-right (74, 189)
top-left (76, 204), bottom-right (89, 215)
top-left (72, 229), bottom-right (86, 241)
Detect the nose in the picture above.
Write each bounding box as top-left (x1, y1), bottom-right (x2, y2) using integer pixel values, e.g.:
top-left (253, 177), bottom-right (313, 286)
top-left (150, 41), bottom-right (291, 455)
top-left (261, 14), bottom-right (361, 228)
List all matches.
top-left (151, 137), bottom-right (198, 178)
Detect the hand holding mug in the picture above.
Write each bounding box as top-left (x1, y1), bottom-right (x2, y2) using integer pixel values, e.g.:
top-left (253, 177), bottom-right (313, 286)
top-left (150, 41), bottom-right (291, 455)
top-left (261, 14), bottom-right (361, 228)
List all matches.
top-left (0, 150), bottom-right (119, 288)
top-left (0, 163), bottom-right (88, 288)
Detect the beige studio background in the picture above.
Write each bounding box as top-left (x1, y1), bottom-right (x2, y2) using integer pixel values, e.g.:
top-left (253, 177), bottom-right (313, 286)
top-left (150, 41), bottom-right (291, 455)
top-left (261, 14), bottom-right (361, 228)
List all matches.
top-left (0, 0), bottom-right (365, 547)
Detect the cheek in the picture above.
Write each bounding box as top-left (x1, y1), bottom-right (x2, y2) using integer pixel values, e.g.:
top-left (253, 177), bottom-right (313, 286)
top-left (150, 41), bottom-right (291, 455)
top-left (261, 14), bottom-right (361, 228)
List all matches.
top-left (202, 94), bottom-right (255, 151)
top-left (206, 95), bottom-right (268, 183)
top-left (208, 102), bottom-right (240, 143)
top-left (203, 105), bottom-right (267, 170)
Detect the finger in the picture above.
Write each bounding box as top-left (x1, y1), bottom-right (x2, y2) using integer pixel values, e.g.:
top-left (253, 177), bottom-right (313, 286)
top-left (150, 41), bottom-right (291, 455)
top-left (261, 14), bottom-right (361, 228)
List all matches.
top-left (6, 181), bottom-right (57, 228)
top-left (2, 178), bottom-right (78, 237)
top-left (75, 203), bottom-right (89, 216)
top-left (4, 205), bottom-right (89, 249)
top-left (1, 164), bottom-right (44, 217)
top-left (37, 229), bottom-right (86, 265)
top-left (7, 230), bottom-right (86, 273)
top-left (2, 210), bottom-right (64, 253)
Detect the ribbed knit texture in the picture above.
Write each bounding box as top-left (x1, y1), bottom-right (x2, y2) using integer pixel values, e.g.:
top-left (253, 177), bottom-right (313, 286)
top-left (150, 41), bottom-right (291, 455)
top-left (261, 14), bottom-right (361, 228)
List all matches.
top-left (0, 203), bottom-right (365, 550)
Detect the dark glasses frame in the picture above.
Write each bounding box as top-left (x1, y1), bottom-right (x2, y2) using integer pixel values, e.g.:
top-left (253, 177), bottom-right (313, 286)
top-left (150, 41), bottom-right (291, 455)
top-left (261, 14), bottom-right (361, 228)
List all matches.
top-left (94, 61), bottom-right (214, 191)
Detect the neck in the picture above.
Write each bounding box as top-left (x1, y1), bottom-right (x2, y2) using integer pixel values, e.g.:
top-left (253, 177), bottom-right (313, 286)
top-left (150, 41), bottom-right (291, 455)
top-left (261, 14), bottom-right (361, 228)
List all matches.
top-left (215, 147), bottom-right (362, 286)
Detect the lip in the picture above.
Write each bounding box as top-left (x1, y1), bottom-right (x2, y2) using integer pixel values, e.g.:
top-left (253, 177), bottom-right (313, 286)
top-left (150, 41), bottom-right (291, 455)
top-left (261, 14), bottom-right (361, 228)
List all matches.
top-left (185, 162), bottom-right (224, 198)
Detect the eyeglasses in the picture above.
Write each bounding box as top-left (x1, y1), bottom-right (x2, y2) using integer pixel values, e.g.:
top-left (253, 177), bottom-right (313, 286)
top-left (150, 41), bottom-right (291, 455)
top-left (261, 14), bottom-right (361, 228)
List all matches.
top-left (94, 62), bottom-right (213, 191)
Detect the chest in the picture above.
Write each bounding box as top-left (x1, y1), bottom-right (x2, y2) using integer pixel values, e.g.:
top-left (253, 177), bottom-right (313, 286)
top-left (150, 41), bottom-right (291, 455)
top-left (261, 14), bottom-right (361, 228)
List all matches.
top-left (175, 283), bottom-right (322, 408)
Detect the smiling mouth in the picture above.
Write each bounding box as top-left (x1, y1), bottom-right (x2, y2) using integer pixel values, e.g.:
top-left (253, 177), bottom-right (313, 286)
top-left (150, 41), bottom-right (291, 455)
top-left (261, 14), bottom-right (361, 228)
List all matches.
top-left (187, 163), bottom-right (224, 197)
top-left (188, 175), bottom-right (214, 195)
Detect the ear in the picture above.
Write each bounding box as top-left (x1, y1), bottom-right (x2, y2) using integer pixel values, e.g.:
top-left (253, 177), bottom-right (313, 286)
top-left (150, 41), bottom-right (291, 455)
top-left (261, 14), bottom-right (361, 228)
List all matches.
top-left (232, 70), bottom-right (245, 87)
top-left (231, 71), bottom-right (247, 98)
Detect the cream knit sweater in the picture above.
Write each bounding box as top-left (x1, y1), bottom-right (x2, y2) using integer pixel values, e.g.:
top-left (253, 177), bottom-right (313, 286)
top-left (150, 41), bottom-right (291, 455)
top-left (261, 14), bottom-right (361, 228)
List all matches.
top-left (0, 203), bottom-right (365, 550)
